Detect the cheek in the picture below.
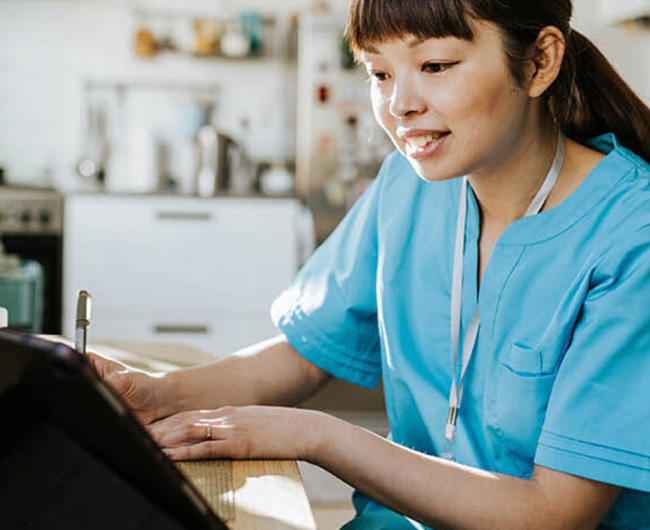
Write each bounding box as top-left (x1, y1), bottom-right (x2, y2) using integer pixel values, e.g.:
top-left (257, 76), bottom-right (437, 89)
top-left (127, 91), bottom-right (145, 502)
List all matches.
top-left (451, 72), bottom-right (525, 132)
top-left (370, 87), bottom-right (393, 132)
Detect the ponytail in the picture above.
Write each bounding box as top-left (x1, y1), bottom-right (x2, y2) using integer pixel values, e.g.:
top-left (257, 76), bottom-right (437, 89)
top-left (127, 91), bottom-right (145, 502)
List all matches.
top-left (549, 30), bottom-right (650, 162)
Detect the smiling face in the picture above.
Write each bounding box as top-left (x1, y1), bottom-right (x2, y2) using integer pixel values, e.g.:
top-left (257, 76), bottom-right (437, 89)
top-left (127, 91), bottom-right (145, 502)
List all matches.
top-left (361, 20), bottom-right (538, 182)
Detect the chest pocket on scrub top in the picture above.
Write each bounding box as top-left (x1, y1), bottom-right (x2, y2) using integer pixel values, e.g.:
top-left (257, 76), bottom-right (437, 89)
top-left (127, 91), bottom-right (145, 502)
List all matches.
top-left (493, 343), bottom-right (557, 476)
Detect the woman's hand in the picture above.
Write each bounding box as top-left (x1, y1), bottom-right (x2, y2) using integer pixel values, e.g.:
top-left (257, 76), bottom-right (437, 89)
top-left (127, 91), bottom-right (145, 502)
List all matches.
top-left (148, 405), bottom-right (329, 461)
top-left (87, 353), bottom-right (173, 425)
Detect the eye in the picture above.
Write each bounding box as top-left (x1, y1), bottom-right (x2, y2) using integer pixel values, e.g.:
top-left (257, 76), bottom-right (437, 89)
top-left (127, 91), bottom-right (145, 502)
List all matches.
top-left (367, 70), bottom-right (389, 83)
top-left (422, 62), bottom-right (457, 74)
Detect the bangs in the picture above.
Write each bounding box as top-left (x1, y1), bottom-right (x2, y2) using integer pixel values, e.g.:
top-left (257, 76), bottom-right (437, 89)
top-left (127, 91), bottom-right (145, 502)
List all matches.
top-left (347, 0), bottom-right (475, 55)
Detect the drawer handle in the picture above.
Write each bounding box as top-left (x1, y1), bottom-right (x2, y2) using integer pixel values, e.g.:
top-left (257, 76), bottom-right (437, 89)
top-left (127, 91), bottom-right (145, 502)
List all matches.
top-left (156, 211), bottom-right (213, 222)
top-left (154, 325), bottom-right (209, 334)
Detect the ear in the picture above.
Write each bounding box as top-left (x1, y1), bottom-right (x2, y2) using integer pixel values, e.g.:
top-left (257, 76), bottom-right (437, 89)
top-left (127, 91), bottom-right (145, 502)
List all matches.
top-left (527, 26), bottom-right (566, 98)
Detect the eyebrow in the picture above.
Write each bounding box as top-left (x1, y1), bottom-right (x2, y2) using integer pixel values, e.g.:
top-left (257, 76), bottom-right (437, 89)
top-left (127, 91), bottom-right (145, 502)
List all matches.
top-left (363, 36), bottom-right (428, 55)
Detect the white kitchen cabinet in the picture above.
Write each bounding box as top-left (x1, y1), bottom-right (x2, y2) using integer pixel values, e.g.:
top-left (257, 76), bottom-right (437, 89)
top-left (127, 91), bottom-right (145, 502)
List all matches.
top-left (63, 194), bottom-right (305, 357)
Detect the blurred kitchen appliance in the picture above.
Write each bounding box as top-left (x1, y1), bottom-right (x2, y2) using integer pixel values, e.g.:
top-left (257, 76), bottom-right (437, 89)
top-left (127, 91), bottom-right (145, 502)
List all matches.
top-left (0, 256), bottom-right (44, 333)
top-left (196, 125), bottom-right (220, 196)
top-left (0, 187), bottom-right (63, 334)
top-left (81, 81), bottom-right (220, 195)
top-left (76, 105), bottom-right (108, 187)
top-left (196, 126), bottom-right (250, 197)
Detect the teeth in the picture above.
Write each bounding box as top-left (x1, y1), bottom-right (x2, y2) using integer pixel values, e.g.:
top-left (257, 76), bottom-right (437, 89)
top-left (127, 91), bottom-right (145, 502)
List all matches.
top-left (409, 136), bottom-right (432, 147)
top-left (406, 133), bottom-right (444, 148)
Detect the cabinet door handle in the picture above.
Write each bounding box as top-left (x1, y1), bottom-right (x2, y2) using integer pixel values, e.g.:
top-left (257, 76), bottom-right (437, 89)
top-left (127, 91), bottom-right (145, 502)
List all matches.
top-left (154, 325), bottom-right (209, 334)
top-left (156, 211), bottom-right (213, 222)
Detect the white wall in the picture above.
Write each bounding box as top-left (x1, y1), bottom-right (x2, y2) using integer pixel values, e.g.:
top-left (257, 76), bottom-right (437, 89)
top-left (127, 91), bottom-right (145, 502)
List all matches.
top-left (573, 0), bottom-right (650, 103)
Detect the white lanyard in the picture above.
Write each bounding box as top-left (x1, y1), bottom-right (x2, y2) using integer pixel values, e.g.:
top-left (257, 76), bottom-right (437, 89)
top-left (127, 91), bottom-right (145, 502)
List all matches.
top-left (445, 134), bottom-right (566, 444)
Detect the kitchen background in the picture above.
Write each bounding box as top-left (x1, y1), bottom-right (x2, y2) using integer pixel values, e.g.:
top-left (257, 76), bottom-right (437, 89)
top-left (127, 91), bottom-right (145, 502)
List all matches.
top-left (0, 0), bottom-right (649, 528)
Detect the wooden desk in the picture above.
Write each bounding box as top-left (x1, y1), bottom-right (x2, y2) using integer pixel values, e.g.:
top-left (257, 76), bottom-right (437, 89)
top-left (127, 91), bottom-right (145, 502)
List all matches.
top-left (229, 459), bottom-right (315, 530)
top-left (46, 337), bottom-right (316, 530)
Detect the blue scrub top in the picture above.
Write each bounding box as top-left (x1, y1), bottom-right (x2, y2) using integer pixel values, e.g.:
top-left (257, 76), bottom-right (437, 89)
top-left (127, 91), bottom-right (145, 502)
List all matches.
top-left (272, 134), bottom-right (650, 529)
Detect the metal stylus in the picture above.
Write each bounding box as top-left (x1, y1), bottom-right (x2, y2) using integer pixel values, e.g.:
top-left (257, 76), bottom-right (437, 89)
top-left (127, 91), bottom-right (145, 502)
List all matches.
top-left (75, 290), bottom-right (92, 354)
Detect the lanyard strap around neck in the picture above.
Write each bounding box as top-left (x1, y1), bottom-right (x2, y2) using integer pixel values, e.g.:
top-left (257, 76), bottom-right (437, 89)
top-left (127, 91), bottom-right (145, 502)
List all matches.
top-left (445, 133), bottom-right (567, 443)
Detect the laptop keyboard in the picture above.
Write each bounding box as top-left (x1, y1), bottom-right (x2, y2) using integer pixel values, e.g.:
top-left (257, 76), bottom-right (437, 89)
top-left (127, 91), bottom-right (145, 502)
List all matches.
top-left (175, 460), bottom-right (235, 522)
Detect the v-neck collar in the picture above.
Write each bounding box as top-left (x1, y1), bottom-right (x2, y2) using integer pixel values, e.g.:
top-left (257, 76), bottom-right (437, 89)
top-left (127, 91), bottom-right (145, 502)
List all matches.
top-left (456, 134), bottom-right (631, 247)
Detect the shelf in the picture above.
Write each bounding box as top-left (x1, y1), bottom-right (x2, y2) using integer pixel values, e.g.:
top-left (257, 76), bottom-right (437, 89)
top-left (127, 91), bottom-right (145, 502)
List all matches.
top-left (134, 50), bottom-right (285, 64)
top-left (133, 8), bottom-right (276, 26)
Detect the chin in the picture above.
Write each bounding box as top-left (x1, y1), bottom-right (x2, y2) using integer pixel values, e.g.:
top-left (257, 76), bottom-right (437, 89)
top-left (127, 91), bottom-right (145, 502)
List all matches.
top-left (406, 157), bottom-right (463, 184)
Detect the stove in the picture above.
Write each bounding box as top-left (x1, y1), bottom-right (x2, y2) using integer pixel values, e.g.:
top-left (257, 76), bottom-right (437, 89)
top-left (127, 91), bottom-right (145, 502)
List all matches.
top-left (0, 187), bottom-right (63, 235)
top-left (0, 187), bottom-right (63, 333)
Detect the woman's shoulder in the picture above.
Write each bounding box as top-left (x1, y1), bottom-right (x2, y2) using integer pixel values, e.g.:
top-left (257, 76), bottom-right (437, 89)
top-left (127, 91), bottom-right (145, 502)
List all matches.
top-left (540, 134), bottom-right (650, 264)
top-left (584, 132), bottom-right (650, 179)
top-left (586, 136), bottom-right (650, 274)
top-left (576, 133), bottom-right (650, 218)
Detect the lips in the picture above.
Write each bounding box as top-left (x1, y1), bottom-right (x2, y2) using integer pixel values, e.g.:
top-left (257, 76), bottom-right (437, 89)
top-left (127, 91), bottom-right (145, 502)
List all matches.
top-left (401, 131), bottom-right (451, 158)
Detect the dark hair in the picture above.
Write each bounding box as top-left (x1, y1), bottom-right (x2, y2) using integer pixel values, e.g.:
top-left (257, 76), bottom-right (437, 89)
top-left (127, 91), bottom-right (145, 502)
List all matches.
top-left (347, 0), bottom-right (650, 162)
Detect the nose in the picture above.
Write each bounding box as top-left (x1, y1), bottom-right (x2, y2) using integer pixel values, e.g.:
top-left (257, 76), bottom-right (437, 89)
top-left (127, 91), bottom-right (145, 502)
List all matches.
top-left (388, 78), bottom-right (426, 118)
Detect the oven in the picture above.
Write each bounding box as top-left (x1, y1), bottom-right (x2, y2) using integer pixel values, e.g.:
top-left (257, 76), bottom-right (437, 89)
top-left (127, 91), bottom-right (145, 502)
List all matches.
top-left (0, 187), bottom-right (63, 333)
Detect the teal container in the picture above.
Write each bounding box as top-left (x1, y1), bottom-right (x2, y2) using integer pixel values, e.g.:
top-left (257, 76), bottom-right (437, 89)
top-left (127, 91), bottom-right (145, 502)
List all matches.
top-left (0, 260), bottom-right (44, 333)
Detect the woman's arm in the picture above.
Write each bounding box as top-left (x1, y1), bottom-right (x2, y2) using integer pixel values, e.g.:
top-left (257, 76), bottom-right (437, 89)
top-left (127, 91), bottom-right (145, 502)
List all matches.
top-left (312, 415), bottom-right (621, 530)
top-left (151, 407), bottom-right (621, 530)
top-left (164, 336), bottom-right (332, 412)
top-left (90, 336), bottom-right (331, 423)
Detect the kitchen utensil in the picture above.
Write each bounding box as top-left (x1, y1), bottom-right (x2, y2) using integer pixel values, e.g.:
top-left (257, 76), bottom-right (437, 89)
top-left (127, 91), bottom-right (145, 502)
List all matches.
top-left (164, 100), bottom-right (208, 194)
top-left (260, 163), bottom-right (293, 196)
top-left (239, 12), bottom-right (263, 55)
top-left (196, 125), bottom-right (219, 197)
top-left (196, 127), bottom-right (246, 196)
top-left (76, 105), bottom-right (108, 187)
top-left (220, 21), bottom-right (250, 58)
top-left (227, 142), bottom-right (255, 195)
top-left (126, 125), bottom-right (159, 193)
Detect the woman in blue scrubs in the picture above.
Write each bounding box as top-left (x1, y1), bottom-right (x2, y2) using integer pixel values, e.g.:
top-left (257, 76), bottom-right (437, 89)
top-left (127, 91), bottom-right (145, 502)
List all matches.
top-left (92, 1), bottom-right (650, 528)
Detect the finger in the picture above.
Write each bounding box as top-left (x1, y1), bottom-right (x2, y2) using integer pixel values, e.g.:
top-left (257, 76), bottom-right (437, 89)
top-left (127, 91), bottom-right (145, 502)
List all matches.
top-left (148, 412), bottom-right (200, 439)
top-left (86, 352), bottom-right (125, 378)
top-left (86, 352), bottom-right (110, 377)
top-left (154, 422), bottom-right (228, 448)
top-left (149, 411), bottom-right (231, 434)
top-left (164, 440), bottom-right (236, 461)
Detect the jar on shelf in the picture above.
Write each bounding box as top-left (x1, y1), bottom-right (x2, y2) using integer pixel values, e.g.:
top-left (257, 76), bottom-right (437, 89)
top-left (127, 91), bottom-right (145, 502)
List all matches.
top-left (220, 21), bottom-right (251, 58)
top-left (134, 26), bottom-right (157, 57)
top-left (193, 18), bottom-right (220, 56)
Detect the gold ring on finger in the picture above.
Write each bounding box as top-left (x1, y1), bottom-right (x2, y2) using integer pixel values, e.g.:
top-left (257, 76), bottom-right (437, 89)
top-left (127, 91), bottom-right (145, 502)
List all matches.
top-left (206, 424), bottom-right (212, 440)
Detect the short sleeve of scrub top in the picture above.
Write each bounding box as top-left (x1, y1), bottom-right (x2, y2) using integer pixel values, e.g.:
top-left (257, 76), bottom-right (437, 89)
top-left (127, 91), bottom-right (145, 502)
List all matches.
top-left (535, 227), bottom-right (650, 492)
top-left (271, 155), bottom-right (396, 389)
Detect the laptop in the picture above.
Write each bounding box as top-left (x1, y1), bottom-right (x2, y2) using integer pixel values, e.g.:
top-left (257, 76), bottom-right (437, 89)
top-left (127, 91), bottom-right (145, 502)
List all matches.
top-left (0, 329), bottom-right (230, 530)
